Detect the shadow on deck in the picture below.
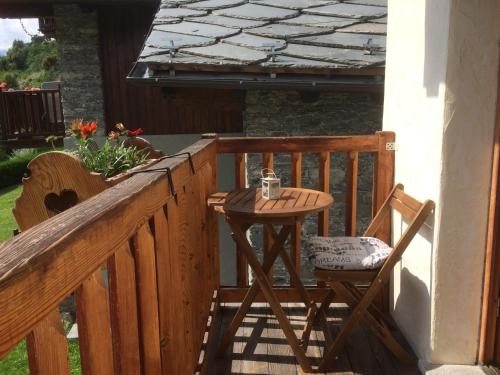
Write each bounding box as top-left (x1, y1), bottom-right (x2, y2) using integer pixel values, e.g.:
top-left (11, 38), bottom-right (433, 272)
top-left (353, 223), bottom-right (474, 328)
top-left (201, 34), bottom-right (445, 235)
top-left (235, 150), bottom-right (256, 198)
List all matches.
top-left (208, 304), bottom-right (420, 375)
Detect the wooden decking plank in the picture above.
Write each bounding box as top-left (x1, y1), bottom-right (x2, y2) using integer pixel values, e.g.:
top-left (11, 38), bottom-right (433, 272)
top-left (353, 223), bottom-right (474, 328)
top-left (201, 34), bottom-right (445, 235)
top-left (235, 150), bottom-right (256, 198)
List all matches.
top-left (320, 304), bottom-right (353, 375)
top-left (208, 305), bottom-right (235, 375)
top-left (241, 304), bottom-right (270, 374)
top-left (210, 303), bottom-right (418, 374)
top-left (267, 302), bottom-right (298, 375)
top-left (342, 306), bottom-right (383, 375)
top-left (364, 326), bottom-right (420, 375)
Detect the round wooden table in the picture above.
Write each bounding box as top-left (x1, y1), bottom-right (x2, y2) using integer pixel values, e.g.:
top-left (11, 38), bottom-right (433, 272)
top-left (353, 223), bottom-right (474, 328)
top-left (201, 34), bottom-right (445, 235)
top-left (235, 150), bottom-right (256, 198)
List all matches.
top-left (210, 187), bottom-right (333, 372)
top-left (223, 187), bottom-right (333, 222)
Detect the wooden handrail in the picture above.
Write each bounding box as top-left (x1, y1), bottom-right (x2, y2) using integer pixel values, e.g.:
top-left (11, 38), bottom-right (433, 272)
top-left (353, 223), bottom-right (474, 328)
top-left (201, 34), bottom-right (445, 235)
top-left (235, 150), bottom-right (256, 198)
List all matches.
top-left (216, 134), bottom-right (381, 153)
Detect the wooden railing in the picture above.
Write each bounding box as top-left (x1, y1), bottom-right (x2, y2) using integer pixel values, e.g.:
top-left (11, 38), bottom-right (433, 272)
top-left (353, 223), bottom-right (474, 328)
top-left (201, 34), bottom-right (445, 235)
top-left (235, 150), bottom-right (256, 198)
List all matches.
top-left (0, 138), bottom-right (219, 374)
top-left (216, 131), bottom-right (395, 305)
top-left (0, 132), bottom-right (394, 374)
top-left (0, 89), bottom-right (65, 142)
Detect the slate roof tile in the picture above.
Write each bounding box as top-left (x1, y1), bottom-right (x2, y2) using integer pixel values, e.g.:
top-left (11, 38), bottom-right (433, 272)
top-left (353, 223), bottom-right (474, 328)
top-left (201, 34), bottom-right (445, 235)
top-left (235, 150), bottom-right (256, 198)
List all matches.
top-left (145, 30), bottom-right (215, 49)
top-left (371, 16), bottom-right (387, 24)
top-left (249, 0), bottom-right (337, 10)
top-left (185, 14), bottom-right (268, 28)
top-left (345, 0), bottom-right (387, 7)
top-left (245, 23), bottom-right (330, 39)
top-left (282, 43), bottom-right (384, 65)
top-left (140, 45), bottom-right (171, 58)
top-left (183, 43), bottom-right (269, 63)
top-left (338, 22), bottom-right (386, 34)
top-left (138, 0), bottom-right (388, 74)
top-left (185, 0), bottom-right (247, 10)
top-left (292, 32), bottom-right (385, 50)
top-left (214, 3), bottom-right (299, 20)
top-left (161, 0), bottom-right (199, 7)
top-left (153, 17), bottom-right (182, 25)
top-left (303, 3), bottom-right (386, 19)
top-left (223, 33), bottom-right (286, 49)
top-left (154, 21), bottom-right (239, 38)
top-left (279, 14), bottom-right (358, 28)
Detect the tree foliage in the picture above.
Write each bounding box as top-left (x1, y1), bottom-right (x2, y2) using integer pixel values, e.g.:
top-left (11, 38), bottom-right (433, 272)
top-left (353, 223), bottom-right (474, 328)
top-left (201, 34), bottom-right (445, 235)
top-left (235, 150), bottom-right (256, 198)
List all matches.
top-left (0, 35), bottom-right (59, 89)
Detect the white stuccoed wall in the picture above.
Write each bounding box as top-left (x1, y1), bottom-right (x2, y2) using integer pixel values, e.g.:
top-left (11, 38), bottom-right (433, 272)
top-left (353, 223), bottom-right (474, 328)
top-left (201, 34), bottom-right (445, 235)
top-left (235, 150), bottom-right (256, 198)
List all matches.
top-left (384, 0), bottom-right (500, 365)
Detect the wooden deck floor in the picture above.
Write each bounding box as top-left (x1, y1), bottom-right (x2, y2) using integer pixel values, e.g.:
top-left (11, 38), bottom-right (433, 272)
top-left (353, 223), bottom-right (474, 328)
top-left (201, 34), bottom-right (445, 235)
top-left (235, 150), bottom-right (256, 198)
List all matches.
top-left (208, 303), bottom-right (420, 375)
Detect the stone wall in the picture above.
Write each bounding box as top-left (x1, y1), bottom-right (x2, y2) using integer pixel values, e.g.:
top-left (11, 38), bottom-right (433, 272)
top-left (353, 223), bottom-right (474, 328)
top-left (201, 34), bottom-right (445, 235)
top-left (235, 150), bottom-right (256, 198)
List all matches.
top-left (54, 4), bottom-right (105, 135)
top-left (243, 90), bottom-right (383, 284)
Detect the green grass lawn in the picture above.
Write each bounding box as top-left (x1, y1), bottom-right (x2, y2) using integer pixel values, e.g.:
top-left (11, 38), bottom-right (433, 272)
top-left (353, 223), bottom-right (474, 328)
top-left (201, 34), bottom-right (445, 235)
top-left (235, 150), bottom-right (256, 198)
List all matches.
top-left (0, 185), bottom-right (22, 242)
top-left (0, 185), bottom-right (81, 375)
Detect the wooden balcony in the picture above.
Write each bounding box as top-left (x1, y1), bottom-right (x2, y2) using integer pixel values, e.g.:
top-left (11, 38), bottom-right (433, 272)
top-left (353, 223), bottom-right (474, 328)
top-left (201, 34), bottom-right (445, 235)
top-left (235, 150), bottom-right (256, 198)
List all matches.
top-left (0, 133), bottom-right (420, 374)
top-left (0, 89), bottom-right (65, 147)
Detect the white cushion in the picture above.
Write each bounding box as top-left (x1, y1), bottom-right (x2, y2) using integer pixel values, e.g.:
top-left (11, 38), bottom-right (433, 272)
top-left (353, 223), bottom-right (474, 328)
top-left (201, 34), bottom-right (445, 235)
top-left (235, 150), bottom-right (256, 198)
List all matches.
top-left (306, 236), bottom-right (392, 271)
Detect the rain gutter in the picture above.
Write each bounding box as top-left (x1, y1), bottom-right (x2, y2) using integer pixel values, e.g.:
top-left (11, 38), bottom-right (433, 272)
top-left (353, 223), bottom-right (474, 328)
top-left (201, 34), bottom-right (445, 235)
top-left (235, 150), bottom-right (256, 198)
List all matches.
top-left (127, 62), bottom-right (384, 92)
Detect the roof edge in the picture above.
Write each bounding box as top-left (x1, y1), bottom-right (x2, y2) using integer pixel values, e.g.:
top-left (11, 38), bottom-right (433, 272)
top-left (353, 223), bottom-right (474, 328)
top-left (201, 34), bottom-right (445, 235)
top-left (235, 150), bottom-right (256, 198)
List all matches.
top-left (127, 62), bottom-right (385, 92)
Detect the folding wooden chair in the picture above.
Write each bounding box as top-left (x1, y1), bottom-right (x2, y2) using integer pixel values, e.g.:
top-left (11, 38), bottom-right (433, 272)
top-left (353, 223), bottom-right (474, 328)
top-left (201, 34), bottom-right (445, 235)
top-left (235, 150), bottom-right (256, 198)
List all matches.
top-left (311, 183), bottom-right (435, 372)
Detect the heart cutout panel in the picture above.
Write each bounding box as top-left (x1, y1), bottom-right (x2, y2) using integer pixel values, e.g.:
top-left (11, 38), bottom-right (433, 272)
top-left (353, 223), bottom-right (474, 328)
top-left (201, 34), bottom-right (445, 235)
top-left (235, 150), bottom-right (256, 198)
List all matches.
top-left (44, 189), bottom-right (79, 214)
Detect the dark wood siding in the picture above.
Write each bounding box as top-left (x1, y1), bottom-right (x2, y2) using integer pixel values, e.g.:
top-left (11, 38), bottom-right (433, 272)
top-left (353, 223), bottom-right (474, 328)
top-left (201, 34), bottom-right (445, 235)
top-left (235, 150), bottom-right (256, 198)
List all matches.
top-left (97, 4), bottom-right (243, 135)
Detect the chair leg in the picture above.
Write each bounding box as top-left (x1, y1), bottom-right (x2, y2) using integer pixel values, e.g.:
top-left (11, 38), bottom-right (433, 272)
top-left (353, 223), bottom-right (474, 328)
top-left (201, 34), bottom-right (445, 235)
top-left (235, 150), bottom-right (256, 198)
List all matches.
top-left (343, 281), bottom-right (398, 331)
top-left (332, 282), bottom-right (417, 365)
top-left (317, 297), bottom-right (366, 372)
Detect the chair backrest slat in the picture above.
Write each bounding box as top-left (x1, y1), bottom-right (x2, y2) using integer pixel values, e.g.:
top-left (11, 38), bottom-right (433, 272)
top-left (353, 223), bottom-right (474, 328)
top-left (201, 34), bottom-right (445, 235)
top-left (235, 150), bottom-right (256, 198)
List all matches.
top-left (393, 188), bottom-right (423, 212)
top-left (363, 183), bottom-right (401, 238)
top-left (390, 196), bottom-right (420, 222)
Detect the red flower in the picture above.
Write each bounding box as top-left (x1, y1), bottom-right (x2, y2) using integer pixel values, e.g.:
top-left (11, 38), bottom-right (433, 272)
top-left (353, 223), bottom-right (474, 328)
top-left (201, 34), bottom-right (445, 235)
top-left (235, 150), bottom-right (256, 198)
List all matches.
top-left (80, 122), bottom-right (97, 139)
top-left (127, 128), bottom-right (143, 137)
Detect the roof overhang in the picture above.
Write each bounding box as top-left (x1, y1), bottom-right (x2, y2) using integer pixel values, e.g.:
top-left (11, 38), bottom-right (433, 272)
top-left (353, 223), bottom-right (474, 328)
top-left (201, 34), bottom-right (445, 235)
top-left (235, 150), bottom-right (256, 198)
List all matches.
top-left (128, 61), bottom-right (384, 92)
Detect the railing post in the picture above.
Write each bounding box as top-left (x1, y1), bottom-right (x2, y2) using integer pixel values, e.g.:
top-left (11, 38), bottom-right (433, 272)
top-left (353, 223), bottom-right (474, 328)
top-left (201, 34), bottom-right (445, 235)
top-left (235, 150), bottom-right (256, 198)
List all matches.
top-left (26, 310), bottom-right (70, 375)
top-left (0, 92), bottom-right (7, 141)
top-left (373, 131), bottom-right (396, 244)
top-left (318, 151), bottom-right (330, 236)
top-left (373, 131), bottom-right (396, 311)
top-left (263, 152), bottom-right (274, 281)
top-left (345, 151), bottom-right (359, 236)
top-left (235, 152), bottom-right (248, 286)
top-left (290, 152), bottom-right (302, 287)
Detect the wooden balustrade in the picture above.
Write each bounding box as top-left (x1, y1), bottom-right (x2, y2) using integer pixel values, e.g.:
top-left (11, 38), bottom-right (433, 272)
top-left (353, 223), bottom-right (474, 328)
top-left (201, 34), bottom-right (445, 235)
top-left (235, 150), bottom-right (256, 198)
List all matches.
top-left (0, 132), bottom-right (394, 374)
top-left (216, 132), bottom-right (395, 301)
top-left (0, 138), bottom-right (219, 374)
top-left (0, 89), bottom-right (65, 143)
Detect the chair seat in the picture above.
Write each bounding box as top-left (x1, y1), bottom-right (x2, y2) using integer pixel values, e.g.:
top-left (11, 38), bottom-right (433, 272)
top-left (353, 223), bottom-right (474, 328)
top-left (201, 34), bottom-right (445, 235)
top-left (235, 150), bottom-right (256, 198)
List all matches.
top-left (306, 236), bottom-right (391, 271)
